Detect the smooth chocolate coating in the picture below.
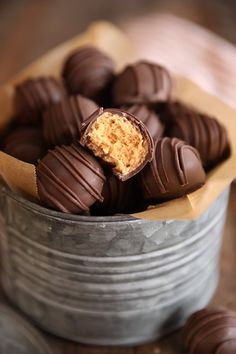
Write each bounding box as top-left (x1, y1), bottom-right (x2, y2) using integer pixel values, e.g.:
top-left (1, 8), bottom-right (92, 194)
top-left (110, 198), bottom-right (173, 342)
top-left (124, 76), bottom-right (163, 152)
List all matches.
top-left (62, 46), bottom-right (115, 98)
top-left (14, 77), bottom-right (65, 124)
top-left (166, 104), bottom-right (230, 169)
top-left (43, 95), bottom-right (98, 146)
top-left (81, 108), bottom-right (154, 181)
top-left (3, 126), bottom-right (46, 164)
top-left (36, 143), bottom-right (105, 214)
top-left (139, 137), bottom-right (206, 201)
top-left (124, 105), bottom-right (164, 141)
top-left (112, 61), bottom-right (172, 106)
top-left (183, 307), bottom-right (236, 354)
top-left (92, 172), bottom-right (135, 215)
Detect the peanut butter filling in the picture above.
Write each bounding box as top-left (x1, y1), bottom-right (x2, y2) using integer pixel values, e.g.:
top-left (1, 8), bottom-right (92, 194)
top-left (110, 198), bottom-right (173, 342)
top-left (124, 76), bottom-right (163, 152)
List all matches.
top-left (85, 112), bottom-right (148, 175)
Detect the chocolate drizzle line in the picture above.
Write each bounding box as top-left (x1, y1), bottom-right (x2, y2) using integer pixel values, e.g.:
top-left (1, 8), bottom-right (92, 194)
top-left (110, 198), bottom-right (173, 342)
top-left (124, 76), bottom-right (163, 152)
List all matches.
top-left (43, 95), bottom-right (98, 146)
top-left (183, 308), bottom-right (236, 354)
top-left (37, 144), bottom-right (105, 213)
top-left (167, 106), bottom-right (230, 168)
top-left (112, 61), bottom-right (172, 105)
top-left (139, 137), bottom-right (205, 201)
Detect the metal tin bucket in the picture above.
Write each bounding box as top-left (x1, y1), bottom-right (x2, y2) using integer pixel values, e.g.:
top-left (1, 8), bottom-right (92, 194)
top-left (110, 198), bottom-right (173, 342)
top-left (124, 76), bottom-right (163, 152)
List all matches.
top-left (0, 185), bottom-right (229, 346)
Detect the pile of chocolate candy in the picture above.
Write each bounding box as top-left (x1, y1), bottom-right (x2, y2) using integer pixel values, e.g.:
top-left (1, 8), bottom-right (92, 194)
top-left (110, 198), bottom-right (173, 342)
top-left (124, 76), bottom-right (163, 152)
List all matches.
top-left (1, 46), bottom-right (230, 215)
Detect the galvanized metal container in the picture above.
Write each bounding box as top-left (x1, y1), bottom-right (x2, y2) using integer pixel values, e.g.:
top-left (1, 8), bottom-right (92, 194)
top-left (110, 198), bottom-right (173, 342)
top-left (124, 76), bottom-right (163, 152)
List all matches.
top-left (0, 185), bottom-right (229, 346)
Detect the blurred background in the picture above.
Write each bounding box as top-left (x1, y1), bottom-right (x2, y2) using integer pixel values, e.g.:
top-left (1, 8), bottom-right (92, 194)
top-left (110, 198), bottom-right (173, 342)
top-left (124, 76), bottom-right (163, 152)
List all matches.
top-left (0, 0), bottom-right (236, 84)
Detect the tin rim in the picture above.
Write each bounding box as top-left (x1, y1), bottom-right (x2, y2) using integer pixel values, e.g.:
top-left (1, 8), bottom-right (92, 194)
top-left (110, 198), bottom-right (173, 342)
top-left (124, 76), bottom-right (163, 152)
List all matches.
top-left (0, 184), bottom-right (145, 224)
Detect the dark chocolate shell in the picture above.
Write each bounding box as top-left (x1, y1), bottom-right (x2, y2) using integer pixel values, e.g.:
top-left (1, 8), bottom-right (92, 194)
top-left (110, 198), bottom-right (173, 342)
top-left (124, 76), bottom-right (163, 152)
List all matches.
top-left (112, 61), bottom-right (172, 106)
top-left (124, 104), bottom-right (164, 141)
top-left (80, 108), bottom-right (154, 181)
top-left (166, 105), bottom-right (230, 168)
top-left (92, 172), bottom-right (135, 215)
top-left (183, 307), bottom-right (236, 354)
top-left (3, 126), bottom-right (46, 164)
top-left (14, 77), bottom-right (65, 124)
top-left (43, 95), bottom-right (98, 146)
top-left (36, 143), bottom-right (105, 214)
top-left (62, 46), bottom-right (115, 98)
top-left (139, 137), bottom-right (206, 201)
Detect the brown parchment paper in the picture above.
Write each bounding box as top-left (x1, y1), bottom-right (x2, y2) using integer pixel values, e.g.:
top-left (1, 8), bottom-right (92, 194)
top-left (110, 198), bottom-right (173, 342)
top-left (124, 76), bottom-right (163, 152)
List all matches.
top-left (0, 21), bottom-right (236, 220)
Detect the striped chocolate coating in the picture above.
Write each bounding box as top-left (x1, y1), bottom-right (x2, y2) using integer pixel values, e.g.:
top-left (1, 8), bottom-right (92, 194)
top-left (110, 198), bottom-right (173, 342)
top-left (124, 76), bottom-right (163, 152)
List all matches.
top-left (124, 104), bottom-right (164, 141)
top-left (3, 126), bottom-right (46, 165)
top-left (36, 143), bottom-right (105, 214)
top-left (62, 46), bottom-right (115, 98)
top-left (14, 77), bottom-right (66, 124)
top-left (139, 137), bottom-right (206, 201)
top-left (91, 172), bottom-right (136, 215)
top-left (183, 308), bottom-right (236, 354)
top-left (43, 95), bottom-right (98, 147)
top-left (112, 61), bottom-right (172, 106)
top-left (165, 102), bottom-right (230, 169)
top-left (155, 100), bottom-right (193, 127)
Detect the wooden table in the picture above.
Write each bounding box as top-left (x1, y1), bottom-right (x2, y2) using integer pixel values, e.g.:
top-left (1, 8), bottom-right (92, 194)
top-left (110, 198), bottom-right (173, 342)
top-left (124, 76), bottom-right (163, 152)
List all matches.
top-left (1, 1), bottom-right (236, 352)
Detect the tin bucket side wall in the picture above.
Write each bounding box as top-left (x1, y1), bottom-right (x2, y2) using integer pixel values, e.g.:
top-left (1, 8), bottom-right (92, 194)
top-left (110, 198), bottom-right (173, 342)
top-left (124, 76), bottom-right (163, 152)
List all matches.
top-left (0, 187), bottom-right (230, 345)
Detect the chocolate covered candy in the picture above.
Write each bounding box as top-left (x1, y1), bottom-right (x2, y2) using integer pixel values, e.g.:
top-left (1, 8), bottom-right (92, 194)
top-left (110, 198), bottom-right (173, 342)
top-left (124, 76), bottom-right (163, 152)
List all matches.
top-left (164, 101), bottom-right (230, 168)
top-left (124, 105), bottom-right (164, 141)
top-left (155, 100), bottom-right (191, 127)
top-left (3, 126), bottom-right (46, 164)
top-left (112, 61), bottom-right (172, 106)
top-left (43, 95), bottom-right (98, 146)
top-left (14, 77), bottom-right (65, 124)
top-left (183, 307), bottom-right (236, 354)
top-left (139, 137), bottom-right (206, 201)
top-left (92, 172), bottom-right (136, 215)
top-left (62, 46), bottom-right (114, 98)
top-left (81, 108), bottom-right (154, 181)
top-left (36, 144), bottom-right (105, 213)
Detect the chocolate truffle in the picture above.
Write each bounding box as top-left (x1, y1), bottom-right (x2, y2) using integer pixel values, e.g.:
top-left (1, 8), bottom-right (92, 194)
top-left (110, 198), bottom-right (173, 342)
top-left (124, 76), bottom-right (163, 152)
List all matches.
top-left (167, 105), bottom-right (230, 168)
top-left (43, 95), bottom-right (98, 146)
top-left (112, 61), bottom-right (172, 106)
top-left (155, 100), bottom-right (191, 127)
top-left (36, 143), bottom-right (105, 213)
top-left (139, 137), bottom-right (206, 201)
top-left (183, 307), bottom-right (236, 354)
top-left (62, 46), bottom-right (115, 98)
top-left (92, 172), bottom-right (136, 215)
top-left (81, 108), bottom-right (154, 181)
top-left (124, 105), bottom-right (164, 141)
top-left (3, 126), bottom-right (46, 164)
top-left (14, 77), bottom-right (65, 124)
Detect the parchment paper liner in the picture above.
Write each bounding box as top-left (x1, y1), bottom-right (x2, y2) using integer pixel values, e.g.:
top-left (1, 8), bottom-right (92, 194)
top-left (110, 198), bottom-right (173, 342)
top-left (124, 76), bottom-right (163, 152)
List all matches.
top-left (0, 21), bottom-right (235, 220)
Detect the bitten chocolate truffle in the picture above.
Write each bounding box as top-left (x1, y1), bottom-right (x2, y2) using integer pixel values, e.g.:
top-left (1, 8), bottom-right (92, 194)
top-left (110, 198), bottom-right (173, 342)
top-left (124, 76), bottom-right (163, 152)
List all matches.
top-left (183, 307), bottom-right (236, 354)
top-left (14, 77), bottom-right (65, 124)
top-left (139, 137), bottom-right (206, 201)
top-left (36, 144), bottom-right (105, 213)
top-left (62, 46), bottom-right (115, 98)
top-left (167, 105), bottom-right (230, 168)
top-left (3, 126), bottom-right (46, 164)
top-left (43, 95), bottom-right (98, 146)
top-left (92, 172), bottom-right (135, 215)
top-left (112, 61), bottom-right (172, 106)
top-left (81, 108), bottom-right (154, 181)
top-left (124, 105), bottom-right (164, 141)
